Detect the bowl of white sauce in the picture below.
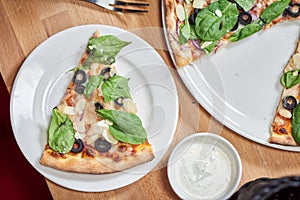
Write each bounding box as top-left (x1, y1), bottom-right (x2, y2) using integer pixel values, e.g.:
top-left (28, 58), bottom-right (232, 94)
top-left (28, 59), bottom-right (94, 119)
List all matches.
top-left (167, 132), bottom-right (242, 200)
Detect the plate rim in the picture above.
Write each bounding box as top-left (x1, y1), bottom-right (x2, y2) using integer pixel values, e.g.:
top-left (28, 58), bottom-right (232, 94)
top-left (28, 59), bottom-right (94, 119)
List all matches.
top-left (10, 24), bottom-right (179, 192)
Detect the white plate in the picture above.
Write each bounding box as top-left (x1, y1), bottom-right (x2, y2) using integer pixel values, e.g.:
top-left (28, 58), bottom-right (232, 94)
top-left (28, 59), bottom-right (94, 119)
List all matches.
top-left (161, 1), bottom-right (300, 151)
top-left (168, 132), bottom-right (242, 200)
top-left (10, 25), bottom-right (179, 192)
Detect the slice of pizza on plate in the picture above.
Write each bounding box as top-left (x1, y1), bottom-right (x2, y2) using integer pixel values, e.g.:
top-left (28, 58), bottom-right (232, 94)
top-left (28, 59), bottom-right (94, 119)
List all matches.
top-left (39, 30), bottom-right (155, 174)
top-left (164, 0), bottom-right (300, 68)
top-left (270, 36), bottom-right (300, 146)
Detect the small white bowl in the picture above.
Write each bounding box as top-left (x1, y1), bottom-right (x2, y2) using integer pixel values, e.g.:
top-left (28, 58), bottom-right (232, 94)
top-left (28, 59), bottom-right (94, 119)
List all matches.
top-left (168, 132), bottom-right (242, 200)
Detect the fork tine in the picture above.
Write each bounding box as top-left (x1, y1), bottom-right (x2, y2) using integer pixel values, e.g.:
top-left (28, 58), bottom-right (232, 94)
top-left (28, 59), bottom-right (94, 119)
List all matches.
top-left (110, 0), bottom-right (149, 12)
top-left (116, 0), bottom-right (150, 6)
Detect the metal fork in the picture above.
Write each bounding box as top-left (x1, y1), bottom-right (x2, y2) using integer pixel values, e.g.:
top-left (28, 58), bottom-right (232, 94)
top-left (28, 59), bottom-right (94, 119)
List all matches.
top-left (84, 0), bottom-right (150, 13)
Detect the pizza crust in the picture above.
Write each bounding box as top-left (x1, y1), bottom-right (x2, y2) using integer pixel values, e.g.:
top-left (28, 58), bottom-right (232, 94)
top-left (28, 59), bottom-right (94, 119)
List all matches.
top-left (40, 145), bottom-right (154, 174)
top-left (269, 132), bottom-right (298, 146)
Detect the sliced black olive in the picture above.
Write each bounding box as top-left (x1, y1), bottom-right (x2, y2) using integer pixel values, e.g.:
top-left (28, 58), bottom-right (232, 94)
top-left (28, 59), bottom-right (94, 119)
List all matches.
top-left (95, 138), bottom-right (111, 153)
top-left (94, 102), bottom-right (103, 110)
top-left (73, 70), bottom-right (87, 85)
top-left (71, 139), bottom-right (84, 153)
top-left (282, 96), bottom-right (297, 110)
top-left (75, 84), bottom-right (85, 94)
top-left (284, 3), bottom-right (300, 18)
top-left (188, 8), bottom-right (200, 25)
top-left (100, 67), bottom-right (113, 80)
top-left (100, 67), bottom-right (111, 76)
top-left (238, 12), bottom-right (252, 25)
top-left (114, 97), bottom-right (124, 107)
top-left (230, 21), bottom-right (239, 31)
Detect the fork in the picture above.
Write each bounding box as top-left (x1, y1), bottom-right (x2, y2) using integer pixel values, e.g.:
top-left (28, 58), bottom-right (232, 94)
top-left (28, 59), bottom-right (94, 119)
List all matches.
top-left (84, 0), bottom-right (150, 13)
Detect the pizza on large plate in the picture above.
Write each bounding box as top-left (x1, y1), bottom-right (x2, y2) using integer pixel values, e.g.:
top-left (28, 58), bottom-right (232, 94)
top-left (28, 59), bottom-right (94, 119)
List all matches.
top-left (40, 31), bottom-right (155, 174)
top-left (270, 36), bottom-right (300, 146)
top-left (164, 0), bottom-right (300, 67)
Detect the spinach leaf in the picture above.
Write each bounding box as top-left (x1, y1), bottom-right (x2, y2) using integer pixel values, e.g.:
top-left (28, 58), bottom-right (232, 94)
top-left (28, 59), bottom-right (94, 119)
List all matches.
top-left (102, 75), bottom-right (131, 102)
top-left (87, 35), bottom-right (131, 65)
top-left (48, 108), bottom-right (75, 154)
top-left (292, 104), bottom-right (300, 145)
top-left (280, 70), bottom-right (300, 89)
top-left (235, 0), bottom-right (256, 11)
top-left (85, 75), bottom-right (104, 98)
top-left (195, 0), bottom-right (238, 41)
top-left (189, 25), bottom-right (198, 40)
top-left (86, 52), bottom-right (115, 65)
top-left (97, 109), bottom-right (147, 144)
top-left (179, 4), bottom-right (190, 45)
top-left (229, 19), bottom-right (263, 42)
top-left (179, 23), bottom-right (190, 44)
top-left (260, 0), bottom-right (290, 24)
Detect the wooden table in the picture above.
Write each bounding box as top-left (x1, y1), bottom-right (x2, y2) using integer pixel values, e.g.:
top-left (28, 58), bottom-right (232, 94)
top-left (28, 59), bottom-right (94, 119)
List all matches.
top-left (1, 0), bottom-right (300, 199)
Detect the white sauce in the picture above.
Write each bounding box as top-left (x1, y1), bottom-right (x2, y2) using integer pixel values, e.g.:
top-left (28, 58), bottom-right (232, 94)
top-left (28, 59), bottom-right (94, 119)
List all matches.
top-left (175, 143), bottom-right (231, 199)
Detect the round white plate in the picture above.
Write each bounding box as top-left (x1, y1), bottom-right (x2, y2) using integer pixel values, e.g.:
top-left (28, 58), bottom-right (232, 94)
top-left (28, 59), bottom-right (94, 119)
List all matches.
top-left (168, 132), bottom-right (242, 200)
top-left (10, 25), bottom-right (179, 192)
top-left (161, 1), bottom-right (300, 151)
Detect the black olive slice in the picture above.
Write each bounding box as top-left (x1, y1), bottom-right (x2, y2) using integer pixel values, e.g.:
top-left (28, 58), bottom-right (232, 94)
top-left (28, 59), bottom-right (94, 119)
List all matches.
top-left (230, 21), bottom-right (239, 31)
top-left (282, 96), bottom-right (297, 110)
top-left (284, 3), bottom-right (300, 18)
top-left (95, 138), bottom-right (111, 153)
top-left (75, 84), bottom-right (85, 94)
top-left (100, 67), bottom-right (111, 80)
top-left (238, 12), bottom-right (252, 25)
top-left (95, 102), bottom-right (103, 110)
top-left (73, 70), bottom-right (87, 85)
top-left (188, 8), bottom-right (200, 25)
top-left (71, 139), bottom-right (84, 153)
top-left (114, 97), bottom-right (124, 107)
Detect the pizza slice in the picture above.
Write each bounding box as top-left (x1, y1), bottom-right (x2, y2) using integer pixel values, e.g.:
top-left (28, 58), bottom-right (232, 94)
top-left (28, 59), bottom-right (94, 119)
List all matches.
top-left (270, 36), bottom-right (300, 146)
top-left (39, 31), bottom-right (155, 174)
top-left (164, 0), bottom-right (300, 67)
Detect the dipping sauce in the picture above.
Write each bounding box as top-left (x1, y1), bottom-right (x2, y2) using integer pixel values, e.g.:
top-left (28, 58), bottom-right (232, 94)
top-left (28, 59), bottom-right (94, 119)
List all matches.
top-left (175, 142), bottom-right (231, 199)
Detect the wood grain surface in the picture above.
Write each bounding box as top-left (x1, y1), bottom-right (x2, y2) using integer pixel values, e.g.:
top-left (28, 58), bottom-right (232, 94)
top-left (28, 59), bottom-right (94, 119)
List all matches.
top-left (1, 0), bottom-right (300, 199)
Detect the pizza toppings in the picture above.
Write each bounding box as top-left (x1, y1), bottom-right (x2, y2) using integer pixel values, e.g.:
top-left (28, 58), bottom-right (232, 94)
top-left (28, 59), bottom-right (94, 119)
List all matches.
top-left (282, 96), bottom-right (297, 110)
top-left (73, 69), bottom-right (87, 85)
top-left (238, 12), bottom-right (252, 25)
top-left (284, 2), bottom-right (300, 18)
top-left (71, 139), bottom-right (84, 153)
top-left (173, 0), bottom-right (293, 56)
top-left (95, 138), bottom-right (112, 152)
top-left (48, 108), bottom-right (75, 154)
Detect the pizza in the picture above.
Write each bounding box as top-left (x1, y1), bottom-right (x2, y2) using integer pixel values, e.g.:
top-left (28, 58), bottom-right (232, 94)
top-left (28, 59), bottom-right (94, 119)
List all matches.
top-left (270, 36), bottom-right (300, 146)
top-left (164, 0), bottom-right (300, 68)
top-left (39, 31), bottom-right (155, 174)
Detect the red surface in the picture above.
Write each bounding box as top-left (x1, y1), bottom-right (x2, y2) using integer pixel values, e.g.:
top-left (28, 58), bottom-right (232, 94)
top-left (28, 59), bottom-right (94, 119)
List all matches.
top-left (0, 74), bottom-right (52, 199)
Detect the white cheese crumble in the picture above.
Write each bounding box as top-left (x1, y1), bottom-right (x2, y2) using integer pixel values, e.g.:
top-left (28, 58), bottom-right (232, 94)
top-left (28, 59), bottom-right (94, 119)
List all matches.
top-left (215, 9), bottom-right (222, 17)
top-left (176, 4), bottom-right (185, 22)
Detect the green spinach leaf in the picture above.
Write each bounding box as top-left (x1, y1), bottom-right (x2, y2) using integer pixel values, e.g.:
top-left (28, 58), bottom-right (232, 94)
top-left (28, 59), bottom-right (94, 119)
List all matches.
top-left (179, 4), bottom-right (191, 44)
top-left (195, 0), bottom-right (238, 41)
top-left (97, 109), bottom-right (147, 144)
top-left (87, 35), bottom-right (131, 65)
top-left (292, 104), bottom-right (300, 145)
top-left (260, 0), bottom-right (290, 24)
top-left (235, 0), bottom-right (256, 11)
top-left (229, 19), bottom-right (263, 42)
top-left (102, 75), bottom-right (131, 102)
top-left (85, 75), bottom-right (104, 98)
top-left (48, 108), bottom-right (75, 154)
top-left (280, 70), bottom-right (300, 89)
